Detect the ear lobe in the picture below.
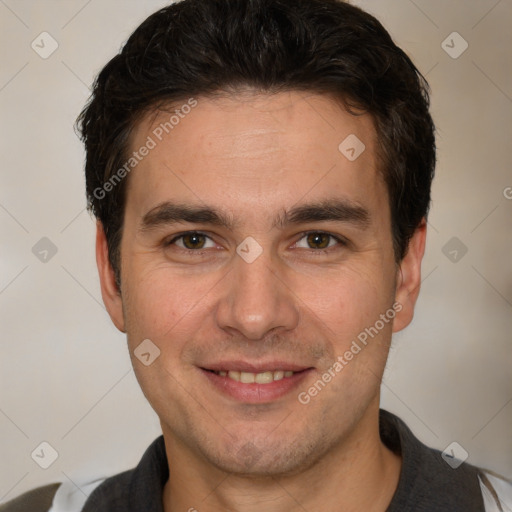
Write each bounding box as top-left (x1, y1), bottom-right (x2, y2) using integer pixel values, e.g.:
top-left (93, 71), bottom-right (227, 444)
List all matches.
top-left (392, 219), bottom-right (427, 333)
top-left (96, 221), bottom-right (126, 332)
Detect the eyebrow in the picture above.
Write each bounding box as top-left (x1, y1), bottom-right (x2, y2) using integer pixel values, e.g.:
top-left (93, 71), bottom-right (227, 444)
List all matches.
top-left (139, 198), bottom-right (370, 232)
top-left (276, 199), bottom-right (370, 230)
top-left (140, 203), bottom-right (235, 231)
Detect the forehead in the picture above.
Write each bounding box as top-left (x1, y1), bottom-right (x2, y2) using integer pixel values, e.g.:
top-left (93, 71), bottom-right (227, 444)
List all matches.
top-left (125, 91), bottom-right (387, 225)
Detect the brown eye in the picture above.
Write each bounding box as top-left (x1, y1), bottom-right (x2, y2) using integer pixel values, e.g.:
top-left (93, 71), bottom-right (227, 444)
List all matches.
top-left (306, 232), bottom-right (331, 249)
top-left (294, 231), bottom-right (345, 252)
top-left (170, 232), bottom-right (214, 250)
top-left (181, 233), bottom-right (206, 249)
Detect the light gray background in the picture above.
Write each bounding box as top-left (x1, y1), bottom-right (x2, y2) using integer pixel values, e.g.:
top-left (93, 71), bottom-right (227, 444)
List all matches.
top-left (1, 0), bottom-right (511, 502)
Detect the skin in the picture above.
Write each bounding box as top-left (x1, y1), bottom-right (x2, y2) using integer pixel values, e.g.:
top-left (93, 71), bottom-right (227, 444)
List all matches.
top-left (96, 90), bottom-right (426, 512)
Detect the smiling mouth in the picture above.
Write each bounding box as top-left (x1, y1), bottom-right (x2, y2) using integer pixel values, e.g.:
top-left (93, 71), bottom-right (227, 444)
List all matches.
top-left (207, 369), bottom-right (297, 384)
top-left (201, 366), bottom-right (312, 402)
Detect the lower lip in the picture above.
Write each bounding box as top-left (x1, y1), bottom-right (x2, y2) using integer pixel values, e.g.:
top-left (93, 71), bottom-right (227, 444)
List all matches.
top-left (201, 369), bottom-right (313, 403)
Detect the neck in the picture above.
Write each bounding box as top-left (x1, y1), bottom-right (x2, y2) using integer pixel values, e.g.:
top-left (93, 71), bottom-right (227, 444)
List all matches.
top-left (162, 407), bottom-right (401, 512)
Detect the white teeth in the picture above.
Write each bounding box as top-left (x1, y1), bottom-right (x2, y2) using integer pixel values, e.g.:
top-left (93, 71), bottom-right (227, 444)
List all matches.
top-left (273, 370), bottom-right (284, 381)
top-left (240, 371), bottom-right (255, 383)
top-left (255, 371), bottom-right (273, 384)
top-left (217, 370), bottom-right (296, 383)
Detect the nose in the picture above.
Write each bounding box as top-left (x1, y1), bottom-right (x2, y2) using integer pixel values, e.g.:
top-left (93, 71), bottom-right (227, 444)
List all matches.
top-left (215, 248), bottom-right (300, 341)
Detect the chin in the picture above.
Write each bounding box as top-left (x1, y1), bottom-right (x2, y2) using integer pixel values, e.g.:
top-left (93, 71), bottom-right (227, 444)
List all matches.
top-left (195, 426), bottom-right (334, 478)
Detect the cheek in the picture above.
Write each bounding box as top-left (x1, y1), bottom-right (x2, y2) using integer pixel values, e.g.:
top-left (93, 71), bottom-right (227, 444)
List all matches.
top-left (296, 264), bottom-right (392, 336)
top-left (121, 262), bottom-right (210, 347)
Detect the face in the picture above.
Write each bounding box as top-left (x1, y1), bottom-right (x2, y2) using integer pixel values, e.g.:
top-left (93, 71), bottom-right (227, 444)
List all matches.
top-left (97, 91), bottom-right (424, 476)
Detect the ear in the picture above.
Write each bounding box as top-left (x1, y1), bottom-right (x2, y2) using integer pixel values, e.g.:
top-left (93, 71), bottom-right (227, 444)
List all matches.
top-left (96, 221), bottom-right (125, 332)
top-left (392, 219), bottom-right (427, 333)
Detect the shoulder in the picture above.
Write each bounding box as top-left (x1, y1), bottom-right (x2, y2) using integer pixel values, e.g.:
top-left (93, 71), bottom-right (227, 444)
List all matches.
top-left (380, 409), bottom-right (512, 511)
top-left (479, 470), bottom-right (512, 511)
top-left (0, 437), bottom-right (166, 512)
top-left (0, 483), bottom-right (60, 512)
top-left (0, 476), bottom-right (117, 512)
top-left (80, 436), bottom-right (168, 511)
top-left (78, 469), bottom-right (135, 511)
top-left (47, 478), bottom-right (106, 512)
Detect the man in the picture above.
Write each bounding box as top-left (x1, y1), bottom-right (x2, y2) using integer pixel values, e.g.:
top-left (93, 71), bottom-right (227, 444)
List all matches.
top-left (2, 0), bottom-right (510, 510)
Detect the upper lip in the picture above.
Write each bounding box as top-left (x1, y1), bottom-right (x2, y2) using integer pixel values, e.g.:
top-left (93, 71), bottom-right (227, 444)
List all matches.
top-left (201, 361), bottom-right (312, 373)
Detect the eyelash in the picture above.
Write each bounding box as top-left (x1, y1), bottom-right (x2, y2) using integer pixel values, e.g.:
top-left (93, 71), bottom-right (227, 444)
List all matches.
top-left (164, 230), bottom-right (347, 254)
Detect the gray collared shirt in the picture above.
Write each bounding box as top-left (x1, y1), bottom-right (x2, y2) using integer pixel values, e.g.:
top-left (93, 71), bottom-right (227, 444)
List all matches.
top-left (80, 410), bottom-right (490, 511)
